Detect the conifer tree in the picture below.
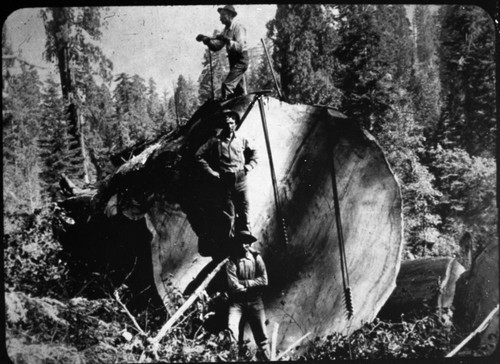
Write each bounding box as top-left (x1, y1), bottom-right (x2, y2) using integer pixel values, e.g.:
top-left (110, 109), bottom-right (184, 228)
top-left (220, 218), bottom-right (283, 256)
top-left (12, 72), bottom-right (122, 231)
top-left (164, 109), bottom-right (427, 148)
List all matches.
top-left (435, 5), bottom-right (495, 157)
top-left (267, 4), bottom-right (340, 106)
top-left (38, 78), bottom-right (83, 199)
top-left (173, 75), bottom-right (199, 126)
top-left (113, 72), bottom-right (155, 147)
top-left (3, 63), bottom-right (43, 213)
top-left (198, 48), bottom-right (228, 103)
top-left (41, 7), bottom-right (113, 183)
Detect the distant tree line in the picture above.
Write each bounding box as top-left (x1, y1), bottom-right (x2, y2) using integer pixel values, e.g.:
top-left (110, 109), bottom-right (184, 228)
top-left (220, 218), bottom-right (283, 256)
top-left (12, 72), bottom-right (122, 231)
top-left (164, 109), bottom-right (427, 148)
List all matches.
top-left (3, 5), bottom-right (496, 264)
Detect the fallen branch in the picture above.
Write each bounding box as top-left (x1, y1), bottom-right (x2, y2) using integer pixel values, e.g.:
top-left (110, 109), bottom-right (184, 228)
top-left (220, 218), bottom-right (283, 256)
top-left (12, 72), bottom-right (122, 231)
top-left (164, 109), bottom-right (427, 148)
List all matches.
top-left (113, 290), bottom-right (146, 336)
top-left (446, 304), bottom-right (499, 357)
top-left (275, 332), bottom-right (311, 361)
top-left (148, 257), bottom-right (229, 345)
top-left (271, 323), bottom-right (280, 361)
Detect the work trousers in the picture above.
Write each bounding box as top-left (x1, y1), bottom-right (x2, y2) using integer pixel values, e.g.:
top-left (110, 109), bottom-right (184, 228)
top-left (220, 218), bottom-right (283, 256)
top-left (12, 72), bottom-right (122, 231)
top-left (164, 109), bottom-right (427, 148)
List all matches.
top-left (228, 296), bottom-right (270, 359)
top-left (220, 170), bottom-right (250, 234)
top-left (222, 52), bottom-right (249, 100)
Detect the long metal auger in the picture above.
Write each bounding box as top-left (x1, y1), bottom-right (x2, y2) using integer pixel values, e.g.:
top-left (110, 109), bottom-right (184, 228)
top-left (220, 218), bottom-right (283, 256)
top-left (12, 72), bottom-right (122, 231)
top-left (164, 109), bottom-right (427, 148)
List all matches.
top-left (330, 149), bottom-right (354, 319)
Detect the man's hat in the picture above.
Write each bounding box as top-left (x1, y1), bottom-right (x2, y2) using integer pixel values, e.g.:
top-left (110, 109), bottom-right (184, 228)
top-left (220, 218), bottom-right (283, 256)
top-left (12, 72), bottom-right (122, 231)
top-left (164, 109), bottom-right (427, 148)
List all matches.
top-left (217, 5), bottom-right (237, 17)
top-left (221, 109), bottom-right (240, 124)
top-left (232, 229), bottom-right (257, 244)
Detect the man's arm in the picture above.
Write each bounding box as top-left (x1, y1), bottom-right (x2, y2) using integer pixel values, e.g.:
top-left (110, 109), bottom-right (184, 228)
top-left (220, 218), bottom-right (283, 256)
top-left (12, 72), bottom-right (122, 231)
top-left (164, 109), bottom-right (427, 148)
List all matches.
top-left (196, 34), bottom-right (225, 52)
top-left (195, 138), bottom-right (220, 178)
top-left (243, 138), bottom-right (258, 173)
top-left (226, 260), bottom-right (246, 292)
top-left (242, 254), bottom-right (268, 289)
top-left (227, 22), bottom-right (247, 53)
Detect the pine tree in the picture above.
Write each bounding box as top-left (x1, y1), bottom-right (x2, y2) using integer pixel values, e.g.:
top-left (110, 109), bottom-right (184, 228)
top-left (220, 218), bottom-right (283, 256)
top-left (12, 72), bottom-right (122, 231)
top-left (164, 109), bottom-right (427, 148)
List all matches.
top-left (268, 4), bottom-right (341, 106)
top-left (147, 78), bottom-right (161, 124)
top-left (198, 48), bottom-right (228, 103)
top-left (246, 38), bottom-right (276, 95)
top-left (38, 78), bottom-right (83, 199)
top-left (41, 7), bottom-right (113, 183)
top-left (173, 75), bottom-right (199, 126)
top-left (3, 34), bottom-right (44, 213)
top-left (156, 89), bottom-right (176, 135)
top-left (113, 73), bottom-right (155, 147)
top-left (435, 5), bottom-right (495, 157)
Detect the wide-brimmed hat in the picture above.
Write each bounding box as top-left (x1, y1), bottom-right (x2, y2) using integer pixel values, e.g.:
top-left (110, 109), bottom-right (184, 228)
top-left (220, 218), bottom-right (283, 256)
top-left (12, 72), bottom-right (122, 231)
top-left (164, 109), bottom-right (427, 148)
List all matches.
top-left (217, 5), bottom-right (237, 17)
top-left (221, 109), bottom-right (240, 124)
top-left (232, 229), bottom-right (257, 245)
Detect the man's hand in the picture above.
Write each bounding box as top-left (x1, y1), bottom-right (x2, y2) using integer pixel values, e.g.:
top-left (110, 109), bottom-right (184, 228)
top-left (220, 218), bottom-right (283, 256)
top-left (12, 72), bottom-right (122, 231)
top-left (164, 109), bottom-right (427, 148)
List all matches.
top-left (216, 34), bottom-right (231, 44)
top-left (210, 171), bottom-right (220, 179)
top-left (196, 34), bottom-right (209, 43)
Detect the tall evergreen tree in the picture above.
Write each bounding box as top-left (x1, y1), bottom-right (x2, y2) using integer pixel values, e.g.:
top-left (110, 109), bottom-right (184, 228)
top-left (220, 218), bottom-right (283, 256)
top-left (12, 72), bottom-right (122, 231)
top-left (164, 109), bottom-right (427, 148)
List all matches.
top-left (147, 77), bottom-right (161, 124)
top-left (198, 47), bottom-right (228, 103)
top-left (38, 78), bottom-right (83, 198)
top-left (435, 5), bottom-right (495, 157)
top-left (113, 73), bottom-right (155, 148)
top-left (41, 7), bottom-right (113, 183)
top-left (3, 39), bottom-right (43, 213)
top-left (246, 38), bottom-right (276, 95)
top-left (173, 74), bottom-right (199, 126)
top-left (267, 4), bottom-right (341, 106)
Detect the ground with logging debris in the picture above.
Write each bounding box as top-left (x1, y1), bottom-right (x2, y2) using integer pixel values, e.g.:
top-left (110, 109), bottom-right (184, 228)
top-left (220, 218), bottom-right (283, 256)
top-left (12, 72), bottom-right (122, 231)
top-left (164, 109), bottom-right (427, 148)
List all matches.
top-left (4, 206), bottom-right (493, 363)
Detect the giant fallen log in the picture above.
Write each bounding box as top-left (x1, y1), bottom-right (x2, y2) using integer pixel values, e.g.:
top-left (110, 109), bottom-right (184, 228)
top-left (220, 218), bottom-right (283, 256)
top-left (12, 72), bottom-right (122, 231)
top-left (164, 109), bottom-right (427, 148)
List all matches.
top-left (57, 95), bottom-right (403, 352)
top-left (378, 257), bottom-right (465, 320)
top-left (453, 241), bottom-right (499, 355)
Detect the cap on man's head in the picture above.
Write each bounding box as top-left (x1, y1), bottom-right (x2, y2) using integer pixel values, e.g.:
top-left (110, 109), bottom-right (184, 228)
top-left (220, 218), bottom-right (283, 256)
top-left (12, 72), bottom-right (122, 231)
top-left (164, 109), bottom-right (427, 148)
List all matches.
top-left (217, 5), bottom-right (237, 17)
top-left (221, 109), bottom-right (240, 124)
top-left (232, 229), bottom-right (257, 245)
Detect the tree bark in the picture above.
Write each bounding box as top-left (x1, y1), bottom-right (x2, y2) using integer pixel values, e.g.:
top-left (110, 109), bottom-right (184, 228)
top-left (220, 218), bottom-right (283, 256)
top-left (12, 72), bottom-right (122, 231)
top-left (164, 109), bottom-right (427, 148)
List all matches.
top-left (453, 241), bottom-right (499, 354)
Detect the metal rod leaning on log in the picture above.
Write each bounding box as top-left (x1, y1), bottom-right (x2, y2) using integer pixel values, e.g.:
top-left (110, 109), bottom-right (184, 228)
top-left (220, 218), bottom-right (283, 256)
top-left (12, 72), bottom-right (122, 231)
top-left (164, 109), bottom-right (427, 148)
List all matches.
top-left (261, 38), bottom-right (284, 101)
top-left (148, 257), bottom-right (229, 346)
top-left (275, 332), bottom-right (311, 360)
top-left (208, 49), bottom-right (214, 100)
top-left (257, 94), bottom-right (289, 247)
top-left (446, 304), bottom-right (499, 357)
top-left (330, 149), bottom-right (354, 319)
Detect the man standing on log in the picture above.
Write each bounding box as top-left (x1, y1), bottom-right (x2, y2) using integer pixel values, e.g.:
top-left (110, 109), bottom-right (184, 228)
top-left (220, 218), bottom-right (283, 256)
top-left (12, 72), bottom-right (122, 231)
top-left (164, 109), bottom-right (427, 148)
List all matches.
top-left (226, 231), bottom-right (270, 361)
top-left (196, 5), bottom-right (249, 100)
top-left (195, 109), bottom-right (257, 240)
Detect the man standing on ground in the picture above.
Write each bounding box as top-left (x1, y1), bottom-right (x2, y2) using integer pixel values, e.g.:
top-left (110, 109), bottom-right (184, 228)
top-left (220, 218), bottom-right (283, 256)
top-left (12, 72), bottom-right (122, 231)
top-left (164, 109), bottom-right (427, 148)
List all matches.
top-left (195, 109), bottom-right (257, 239)
top-left (196, 5), bottom-right (249, 100)
top-left (226, 231), bottom-right (270, 361)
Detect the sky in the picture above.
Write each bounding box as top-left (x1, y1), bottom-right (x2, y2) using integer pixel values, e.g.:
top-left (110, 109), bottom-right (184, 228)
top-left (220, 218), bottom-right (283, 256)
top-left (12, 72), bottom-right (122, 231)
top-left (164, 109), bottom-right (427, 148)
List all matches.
top-left (4, 5), bottom-right (278, 94)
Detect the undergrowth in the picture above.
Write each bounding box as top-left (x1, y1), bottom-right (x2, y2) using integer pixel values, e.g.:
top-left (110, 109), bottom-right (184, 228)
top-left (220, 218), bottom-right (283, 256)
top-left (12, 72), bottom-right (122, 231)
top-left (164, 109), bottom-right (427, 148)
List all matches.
top-left (301, 314), bottom-right (459, 360)
top-left (3, 204), bottom-right (490, 362)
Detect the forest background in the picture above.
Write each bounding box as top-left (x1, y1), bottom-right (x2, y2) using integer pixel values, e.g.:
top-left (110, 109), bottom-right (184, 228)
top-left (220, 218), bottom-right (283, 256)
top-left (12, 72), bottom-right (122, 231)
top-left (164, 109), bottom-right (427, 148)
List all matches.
top-left (3, 4), bottom-right (497, 362)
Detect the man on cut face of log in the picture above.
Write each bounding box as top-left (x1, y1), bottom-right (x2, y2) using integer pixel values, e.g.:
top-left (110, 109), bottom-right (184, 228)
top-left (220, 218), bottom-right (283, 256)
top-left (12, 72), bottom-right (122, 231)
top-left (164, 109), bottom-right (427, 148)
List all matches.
top-left (226, 231), bottom-right (270, 361)
top-left (195, 109), bottom-right (258, 248)
top-left (196, 5), bottom-right (248, 100)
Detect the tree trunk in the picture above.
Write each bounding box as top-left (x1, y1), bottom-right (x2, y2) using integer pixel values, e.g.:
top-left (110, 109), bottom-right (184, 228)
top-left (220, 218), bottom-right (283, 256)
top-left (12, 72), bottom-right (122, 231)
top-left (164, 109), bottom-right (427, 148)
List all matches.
top-left (57, 96), bottom-right (403, 352)
top-left (49, 8), bottom-right (89, 183)
top-left (378, 257), bottom-right (465, 320)
top-left (453, 241), bottom-right (499, 354)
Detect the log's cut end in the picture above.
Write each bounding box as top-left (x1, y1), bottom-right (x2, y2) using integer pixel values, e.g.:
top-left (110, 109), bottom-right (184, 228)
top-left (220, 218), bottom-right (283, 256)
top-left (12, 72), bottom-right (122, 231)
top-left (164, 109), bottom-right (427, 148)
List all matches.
top-left (378, 257), bottom-right (465, 320)
top-left (146, 97), bottom-right (403, 352)
top-left (454, 242), bottom-right (499, 354)
top-left (56, 96), bottom-right (403, 353)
